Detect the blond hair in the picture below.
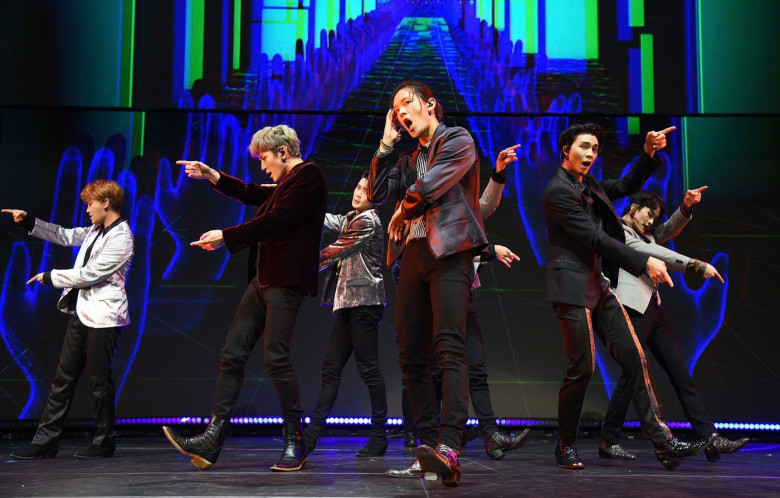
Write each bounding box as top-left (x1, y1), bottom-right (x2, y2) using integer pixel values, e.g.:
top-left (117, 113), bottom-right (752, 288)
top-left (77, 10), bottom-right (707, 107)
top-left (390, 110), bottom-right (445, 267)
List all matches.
top-left (248, 125), bottom-right (301, 157)
top-left (80, 179), bottom-right (124, 209)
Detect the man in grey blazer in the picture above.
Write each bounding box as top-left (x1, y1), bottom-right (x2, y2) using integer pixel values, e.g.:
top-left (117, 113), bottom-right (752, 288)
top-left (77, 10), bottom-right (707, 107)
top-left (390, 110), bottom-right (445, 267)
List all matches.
top-left (599, 188), bottom-right (749, 462)
top-left (4, 179), bottom-right (134, 460)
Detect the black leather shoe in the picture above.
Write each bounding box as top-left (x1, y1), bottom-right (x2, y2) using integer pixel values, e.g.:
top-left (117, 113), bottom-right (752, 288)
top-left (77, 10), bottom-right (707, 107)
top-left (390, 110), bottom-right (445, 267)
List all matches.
top-left (385, 458), bottom-right (424, 478)
top-left (10, 443), bottom-right (59, 460)
top-left (598, 439), bottom-right (637, 460)
top-left (356, 434), bottom-right (388, 457)
top-left (403, 431), bottom-right (418, 448)
top-left (703, 433), bottom-right (749, 462)
top-left (74, 443), bottom-right (115, 459)
top-left (554, 440), bottom-right (584, 470)
top-left (654, 434), bottom-right (715, 470)
top-left (271, 420), bottom-right (307, 472)
top-left (163, 414), bottom-right (229, 470)
top-left (485, 428), bottom-right (531, 460)
top-left (302, 422), bottom-right (323, 457)
top-left (462, 425), bottom-right (481, 447)
top-left (417, 443), bottom-right (461, 487)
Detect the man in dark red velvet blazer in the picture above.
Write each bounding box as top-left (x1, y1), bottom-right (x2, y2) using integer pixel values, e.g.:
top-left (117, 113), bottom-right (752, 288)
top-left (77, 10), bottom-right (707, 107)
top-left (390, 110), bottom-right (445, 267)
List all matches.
top-left (162, 124), bottom-right (327, 473)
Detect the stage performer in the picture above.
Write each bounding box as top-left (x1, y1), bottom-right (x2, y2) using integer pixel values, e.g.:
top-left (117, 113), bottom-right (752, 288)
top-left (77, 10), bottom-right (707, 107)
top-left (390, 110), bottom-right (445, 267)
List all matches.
top-left (302, 171), bottom-right (389, 458)
top-left (162, 124), bottom-right (327, 472)
top-left (542, 122), bottom-right (715, 470)
top-left (598, 188), bottom-right (749, 462)
top-left (367, 80), bottom-right (487, 487)
top-left (4, 179), bottom-right (134, 460)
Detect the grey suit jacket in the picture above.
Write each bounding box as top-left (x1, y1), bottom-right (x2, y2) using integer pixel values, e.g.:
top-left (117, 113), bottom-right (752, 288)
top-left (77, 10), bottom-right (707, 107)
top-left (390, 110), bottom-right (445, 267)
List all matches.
top-left (30, 218), bottom-right (134, 328)
top-left (615, 208), bottom-right (691, 313)
top-left (320, 209), bottom-right (386, 312)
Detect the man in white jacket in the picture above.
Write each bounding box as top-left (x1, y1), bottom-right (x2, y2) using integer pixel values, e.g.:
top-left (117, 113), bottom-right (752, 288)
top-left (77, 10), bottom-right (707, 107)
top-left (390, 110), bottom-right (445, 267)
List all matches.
top-left (3, 179), bottom-right (134, 460)
top-left (598, 187), bottom-right (748, 462)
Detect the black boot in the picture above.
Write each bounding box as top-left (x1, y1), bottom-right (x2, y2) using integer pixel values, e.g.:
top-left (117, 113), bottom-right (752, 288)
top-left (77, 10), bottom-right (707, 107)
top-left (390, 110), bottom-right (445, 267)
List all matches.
top-left (74, 440), bottom-right (116, 459)
top-left (484, 428), bottom-right (531, 460)
top-left (554, 440), bottom-right (584, 470)
top-left (356, 432), bottom-right (388, 457)
top-left (654, 434), bottom-right (715, 470)
top-left (271, 420), bottom-right (307, 472)
top-left (10, 442), bottom-right (59, 461)
top-left (703, 433), bottom-right (750, 462)
top-left (403, 431), bottom-right (418, 448)
top-left (163, 414), bottom-right (229, 470)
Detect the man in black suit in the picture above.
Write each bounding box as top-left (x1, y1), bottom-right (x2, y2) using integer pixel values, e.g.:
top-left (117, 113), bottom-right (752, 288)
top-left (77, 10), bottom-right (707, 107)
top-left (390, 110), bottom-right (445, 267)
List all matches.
top-left (162, 124), bottom-right (327, 472)
top-left (542, 122), bottom-right (714, 470)
top-left (368, 80), bottom-right (487, 487)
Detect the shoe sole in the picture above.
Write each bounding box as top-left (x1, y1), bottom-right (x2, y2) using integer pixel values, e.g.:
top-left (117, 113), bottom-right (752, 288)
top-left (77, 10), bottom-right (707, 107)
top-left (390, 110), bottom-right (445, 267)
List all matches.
top-left (74, 452), bottom-right (114, 459)
top-left (10, 450), bottom-right (58, 461)
top-left (557, 462), bottom-right (585, 470)
top-left (598, 450), bottom-right (636, 460)
top-left (162, 426), bottom-right (214, 470)
top-left (416, 448), bottom-right (451, 475)
top-left (270, 457), bottom-right (308, 472)
top-left (385, 470), bottom-right (424, 478)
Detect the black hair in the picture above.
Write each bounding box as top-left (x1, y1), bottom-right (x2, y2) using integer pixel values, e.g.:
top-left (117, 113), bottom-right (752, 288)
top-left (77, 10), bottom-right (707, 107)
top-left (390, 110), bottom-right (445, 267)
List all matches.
top-left (390, 80), bottom-right (444, 122)
top-left (623, 190), bottom-right (667, 218)
top-left (360, 169), bottom-right (369, 180)
top-left (558, 123), bottom-right (605, 163)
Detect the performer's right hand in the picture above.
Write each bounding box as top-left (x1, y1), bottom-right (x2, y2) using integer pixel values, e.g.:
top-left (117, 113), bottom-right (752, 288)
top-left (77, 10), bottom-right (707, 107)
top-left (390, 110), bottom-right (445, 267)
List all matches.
top-left (382, 109), bottom-right (402, 149)
top-left (2, 208), bottom-right (27, 223)
top-left (177, 160), bottom-right (221, 184)
top-left (646, 256), bottom-right (674, 287)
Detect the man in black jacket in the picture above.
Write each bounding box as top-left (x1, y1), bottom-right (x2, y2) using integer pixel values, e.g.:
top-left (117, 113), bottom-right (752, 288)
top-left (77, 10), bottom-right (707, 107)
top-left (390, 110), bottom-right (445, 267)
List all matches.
top-left (542, 122), bottom-right (714, 470)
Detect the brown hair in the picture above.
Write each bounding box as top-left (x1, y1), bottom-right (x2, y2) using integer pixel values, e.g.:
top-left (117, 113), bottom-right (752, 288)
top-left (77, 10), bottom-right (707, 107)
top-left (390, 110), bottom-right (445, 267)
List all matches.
top-left (80, 179), bottom-right (124, 209)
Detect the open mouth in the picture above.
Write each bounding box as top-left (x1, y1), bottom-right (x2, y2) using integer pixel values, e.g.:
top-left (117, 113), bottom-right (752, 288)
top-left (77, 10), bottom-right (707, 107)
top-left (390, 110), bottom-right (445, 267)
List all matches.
top-left (404, 118), bottom-right (413, 129)
top-left (582, 161), bottom-right (592, 167)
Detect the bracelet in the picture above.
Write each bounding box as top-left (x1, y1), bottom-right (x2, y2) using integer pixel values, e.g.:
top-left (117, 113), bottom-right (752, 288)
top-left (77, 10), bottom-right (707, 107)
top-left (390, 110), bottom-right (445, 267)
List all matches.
top-left (380, 139), bottom-right (394, 151)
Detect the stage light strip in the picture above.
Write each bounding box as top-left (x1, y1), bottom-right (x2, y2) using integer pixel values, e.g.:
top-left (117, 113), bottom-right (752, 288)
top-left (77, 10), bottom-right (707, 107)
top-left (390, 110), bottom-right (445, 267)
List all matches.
top-left (233, 0), bottom-right (241, 70)
top-left (100, 417), bottom-right (780, 431)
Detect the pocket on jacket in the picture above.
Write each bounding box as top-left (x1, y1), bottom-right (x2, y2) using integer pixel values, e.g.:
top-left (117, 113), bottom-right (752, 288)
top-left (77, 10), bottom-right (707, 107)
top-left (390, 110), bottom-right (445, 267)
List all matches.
top-left (346, 278), bottom-right (370, 287)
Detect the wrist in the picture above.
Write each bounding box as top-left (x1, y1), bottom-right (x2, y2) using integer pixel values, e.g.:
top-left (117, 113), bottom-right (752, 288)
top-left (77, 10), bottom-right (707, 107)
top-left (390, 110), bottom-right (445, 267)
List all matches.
top-left (491, 168), bottom-right (506, 184)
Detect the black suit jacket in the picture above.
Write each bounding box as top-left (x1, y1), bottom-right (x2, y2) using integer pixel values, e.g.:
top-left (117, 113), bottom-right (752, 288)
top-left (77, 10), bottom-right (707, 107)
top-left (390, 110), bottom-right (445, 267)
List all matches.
top-left (215, 161), bottom-right (328, 296)
top-left (542, 151), bottom-right (661, 308)
top-left (367, 122), bottom-right (487, 265)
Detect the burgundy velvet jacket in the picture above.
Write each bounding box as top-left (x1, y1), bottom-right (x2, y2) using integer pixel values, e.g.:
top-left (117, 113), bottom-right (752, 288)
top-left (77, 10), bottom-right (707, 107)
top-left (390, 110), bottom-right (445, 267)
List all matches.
top-left (215, 161), bottom-right (328, 296)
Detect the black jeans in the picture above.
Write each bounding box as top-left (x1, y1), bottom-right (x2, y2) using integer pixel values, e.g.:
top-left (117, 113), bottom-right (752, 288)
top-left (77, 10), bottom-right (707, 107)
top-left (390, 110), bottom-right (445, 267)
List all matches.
top-left (396, 239), bottom-right (473, 449)
top-left (601, 297), bottom-right (716, 443)
top-left (212, 278), bottom-right (305, 422)
top-left (309, 305), bottom-right (388, 432)
top-left (466, 293), bottom-right (499, 438)
top-left (32, 315), bottom-right (121, 447)
top-left (554, 281), bottom-right (672, 446)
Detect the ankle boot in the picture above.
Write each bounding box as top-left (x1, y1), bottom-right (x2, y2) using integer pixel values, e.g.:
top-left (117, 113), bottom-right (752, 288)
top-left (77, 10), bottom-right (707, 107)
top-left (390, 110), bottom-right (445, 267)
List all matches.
top-left (654, 434), bottom-right (715, 470)
top-left (356, 432), bottom-right (388, 457)
top-left (162, 414), bottom-right (229, 470)
top-left (485, 428), bottom-right (531, 460)
top-left (703, 433), bottom-right (750, 462)
top-left (403, 431), bottom-right (418, 448)
top-left (10, 442), bottom-right (59, 460)
top-left (271, 420), bottom-right (307, 472)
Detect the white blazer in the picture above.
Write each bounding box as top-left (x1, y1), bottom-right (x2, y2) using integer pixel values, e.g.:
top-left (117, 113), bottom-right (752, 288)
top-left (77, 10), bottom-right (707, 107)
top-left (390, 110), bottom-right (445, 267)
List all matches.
top-left (30, 218), bottom-right (134, 328)
top-left (615, 208), bottom-right (691, 314)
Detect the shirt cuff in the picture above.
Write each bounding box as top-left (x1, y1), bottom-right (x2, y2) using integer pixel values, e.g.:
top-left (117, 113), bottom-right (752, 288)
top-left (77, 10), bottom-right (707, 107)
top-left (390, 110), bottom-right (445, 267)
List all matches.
top-left (43, 272), bottom-right (53, 285)
top-left (20, 215), bottom-right (36, 232)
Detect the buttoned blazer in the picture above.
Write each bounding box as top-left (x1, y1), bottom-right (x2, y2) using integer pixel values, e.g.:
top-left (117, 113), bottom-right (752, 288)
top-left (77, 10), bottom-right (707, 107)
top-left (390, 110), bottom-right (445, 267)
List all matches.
top-left (215, 161), bottom-right (328, 297)
top-left (616, 208), bottom-right (692, 313)
top-left (542, 151), bottom-right (661, 308)
top-left (30, 218), bottom-right (134, 328)
top-left (319, 209), bottom-right (386, 311)
top-left (367, 123), bottom-right (487, 265)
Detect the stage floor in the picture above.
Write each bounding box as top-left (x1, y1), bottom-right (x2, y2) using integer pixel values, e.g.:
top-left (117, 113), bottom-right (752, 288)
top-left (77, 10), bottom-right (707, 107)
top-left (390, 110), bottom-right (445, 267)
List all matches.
top-left (1, 435), bottom-right (778, 497)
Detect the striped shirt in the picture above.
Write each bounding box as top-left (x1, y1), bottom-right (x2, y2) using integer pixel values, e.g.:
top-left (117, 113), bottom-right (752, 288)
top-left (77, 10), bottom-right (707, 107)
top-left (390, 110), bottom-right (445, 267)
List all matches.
top-left (408, 144), bottom-right (429, 241)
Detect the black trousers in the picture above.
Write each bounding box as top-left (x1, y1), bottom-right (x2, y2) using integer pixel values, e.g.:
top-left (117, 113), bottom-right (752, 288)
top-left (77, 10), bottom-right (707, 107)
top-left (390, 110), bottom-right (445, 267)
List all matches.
top-left (554, 281), bottom-right (672, 446)
top-left (32, 315), bottom-right (121, 447)
top-left (310, 305), bottom-right (388, 432)
top-left (601, 296), bottom-right (716, 443)
top-left (466, 293), bottom-right (500, 438)
top-left (212, 278), bottom-right (305, 422)
top-left (396, 239), bottom-right (473, 449)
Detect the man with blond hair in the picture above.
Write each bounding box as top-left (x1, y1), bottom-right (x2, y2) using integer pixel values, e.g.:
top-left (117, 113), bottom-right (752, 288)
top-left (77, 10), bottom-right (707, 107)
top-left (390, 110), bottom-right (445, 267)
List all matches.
top-left (4, 179), bottom-right (134, 460)
top-left (162, 124), bottom-right (327, 472)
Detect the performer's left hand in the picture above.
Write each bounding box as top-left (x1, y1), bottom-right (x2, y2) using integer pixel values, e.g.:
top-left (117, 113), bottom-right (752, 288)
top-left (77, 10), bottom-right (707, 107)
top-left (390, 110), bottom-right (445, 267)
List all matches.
top-left (26, 273), bottom-right (45, 285)
top-left (644, 126), bottom-right (676, 157)
top-left (191, 230), bottom-right (225, 251)
top-left (683, 185), bottom-right (708, 208)
top-left (495, 144), bottom-right (521, 172)
top-left (494, 245), bottom-right (520, 268)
